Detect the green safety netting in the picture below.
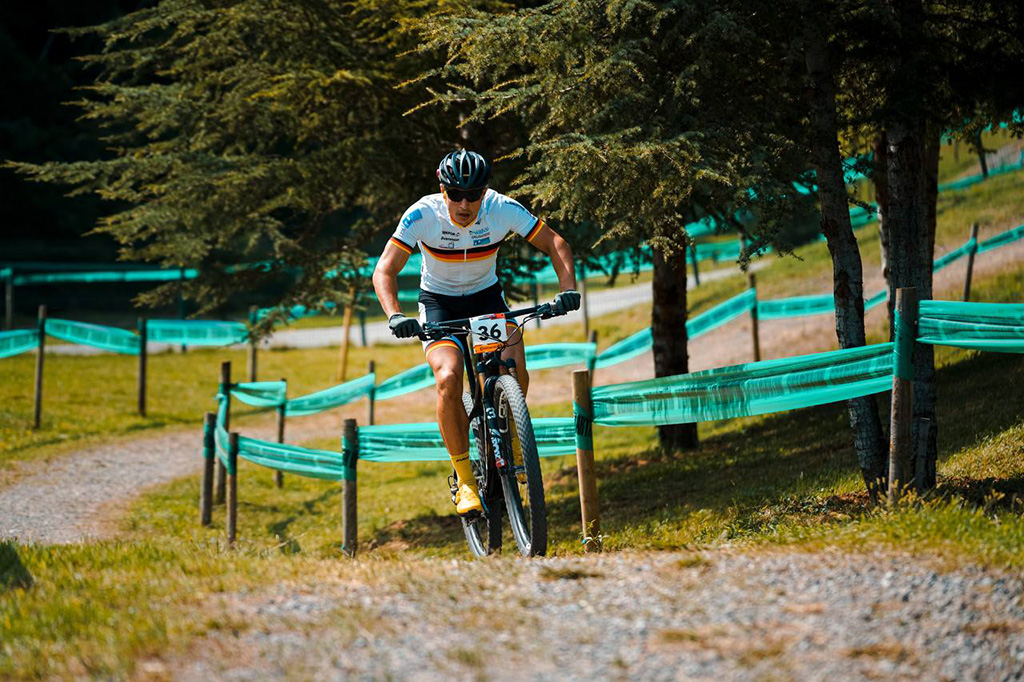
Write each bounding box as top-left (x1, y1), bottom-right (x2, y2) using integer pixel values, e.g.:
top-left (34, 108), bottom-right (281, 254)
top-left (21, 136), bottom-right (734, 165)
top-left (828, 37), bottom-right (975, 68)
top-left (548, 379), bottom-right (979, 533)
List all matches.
top-left (237, 435), bottom-right (352, 481)
top-left (757, 294), bottom-right (836, 320)
top-left (0, 329), bottom-right (39, 358)
top-left (694, 240), bottom-right (742, 262)
top-left (917, 300), bottom-right (1024, 353)
top-left (47, 318), bottom-right (140, 354)
top-left (690, 289), bottom-right (756, 337)
top-left (147, 320), bottom-right (248, 346)
top-left (590, 342), bottom-right (894, 427)
top-left (13, 268), bottom-right (197, 286)
top-left (978, 223), bottom-right (1024, 254)
top-left (375, 362), bottom-right (435, 400)
top-left (933, 239), bottom-right (977, 272)
top-left (358, 417), bottom-right (576, 462)
top-left (525, 342), bottom-right (597, 370)
top-left (865, 289), bottom-right (888, 310)
top-left (231, 381), bottom-right (287, 408)
top-left (286, 373), bottom-right (376, 416)
top-left (214, 396), bottom-right (233, 474)
top-left (937, 159), bottom-right (1024, 193)
top-left (594, 289), bottom-right (756, 369)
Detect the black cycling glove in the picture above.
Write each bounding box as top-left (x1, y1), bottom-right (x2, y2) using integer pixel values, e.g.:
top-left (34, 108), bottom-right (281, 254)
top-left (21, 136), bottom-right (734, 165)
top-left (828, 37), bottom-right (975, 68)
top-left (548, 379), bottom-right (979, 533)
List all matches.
top-left (553, 290), bottom-right (582, 314)
top-left (388, 313), bottom-right (423, 339)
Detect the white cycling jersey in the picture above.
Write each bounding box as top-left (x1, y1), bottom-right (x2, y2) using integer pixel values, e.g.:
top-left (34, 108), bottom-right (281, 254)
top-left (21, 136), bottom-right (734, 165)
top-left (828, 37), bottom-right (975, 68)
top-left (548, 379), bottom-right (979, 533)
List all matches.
top-left (389, 189), bottom-right (545, 296)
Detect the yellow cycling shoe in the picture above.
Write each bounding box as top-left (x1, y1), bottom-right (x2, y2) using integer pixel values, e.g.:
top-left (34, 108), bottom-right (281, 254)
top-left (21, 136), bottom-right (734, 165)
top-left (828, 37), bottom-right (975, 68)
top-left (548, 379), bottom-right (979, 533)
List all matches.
top-left (455, 481), bottom-right (484, 517)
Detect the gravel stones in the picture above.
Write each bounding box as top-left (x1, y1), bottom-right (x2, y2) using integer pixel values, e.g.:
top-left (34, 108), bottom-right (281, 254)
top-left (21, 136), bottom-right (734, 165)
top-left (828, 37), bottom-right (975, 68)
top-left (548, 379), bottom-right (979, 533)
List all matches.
top-left (169, 550), bottom-right (1024, 681)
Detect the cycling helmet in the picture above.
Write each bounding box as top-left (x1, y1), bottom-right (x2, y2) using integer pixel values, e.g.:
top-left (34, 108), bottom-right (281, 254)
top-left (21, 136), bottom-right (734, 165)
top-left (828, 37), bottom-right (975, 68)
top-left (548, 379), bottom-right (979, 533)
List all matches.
top-left (436, 150), bottom-right (491, 189)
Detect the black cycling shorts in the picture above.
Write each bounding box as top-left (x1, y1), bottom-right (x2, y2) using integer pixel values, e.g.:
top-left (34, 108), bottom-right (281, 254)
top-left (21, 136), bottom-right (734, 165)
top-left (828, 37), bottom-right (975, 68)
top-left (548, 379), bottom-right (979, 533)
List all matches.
top-left (417, 281), bottom-right (516, 355)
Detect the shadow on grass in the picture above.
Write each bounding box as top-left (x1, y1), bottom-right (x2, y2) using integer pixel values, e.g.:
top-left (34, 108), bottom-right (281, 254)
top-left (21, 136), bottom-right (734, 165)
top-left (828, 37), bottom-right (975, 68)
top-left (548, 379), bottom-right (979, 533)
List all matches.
top-left (0, 541), bottom-right (34, 590)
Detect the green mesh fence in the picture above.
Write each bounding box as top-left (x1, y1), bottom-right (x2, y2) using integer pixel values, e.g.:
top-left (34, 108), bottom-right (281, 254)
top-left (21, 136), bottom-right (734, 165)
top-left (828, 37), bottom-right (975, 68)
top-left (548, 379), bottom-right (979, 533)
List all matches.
top-left (937, 160), bottom-right (1024, 193)
top-left (357, 418), bottom-right (576, 462)
top-left (47, 319), bottom-right (140, 355)
top-left (757, 294), bottom-right (836, 320)
top-left (231, 381), bottom-right (287, 408)
top-left (375, 363), bottom-right (435, 400)
top-left (978, 223), bottom-right (1024, 254)
top-left (13, 268), bottom-right (197, 286)
top-left (237, 436), bottom-right (353, 481)
top-left (214, 396), bottom-right (233, 474)
top-left (0, 330), bottom-right (39, 358)
top-left (917, 301), bottom-right (1024, 353)
top-left (286, 373), bottom-right (376, 416)
top-left (933, 239), bottom-right (978, 272)
top-left (594, 289), bottom-right (755, 369)
top-left (147, 320), bottom-right (248, 346)
top-left (525, 343), bottom-right (596, 370)
top-left (590, 342), bottom-right (894, 427)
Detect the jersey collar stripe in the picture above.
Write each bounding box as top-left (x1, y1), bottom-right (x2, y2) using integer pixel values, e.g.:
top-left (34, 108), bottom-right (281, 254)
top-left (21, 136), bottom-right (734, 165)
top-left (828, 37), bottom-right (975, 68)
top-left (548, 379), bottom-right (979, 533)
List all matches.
top-left (525, 219), bottom-right (545, 242)
top-left (389, 237), bottom-right (414, 254)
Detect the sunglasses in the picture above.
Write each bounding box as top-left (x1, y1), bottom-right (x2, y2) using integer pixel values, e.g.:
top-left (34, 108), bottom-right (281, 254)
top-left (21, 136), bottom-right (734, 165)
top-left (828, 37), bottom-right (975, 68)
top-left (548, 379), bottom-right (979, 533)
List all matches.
top-left (444, 186), bottom-right (486, 203)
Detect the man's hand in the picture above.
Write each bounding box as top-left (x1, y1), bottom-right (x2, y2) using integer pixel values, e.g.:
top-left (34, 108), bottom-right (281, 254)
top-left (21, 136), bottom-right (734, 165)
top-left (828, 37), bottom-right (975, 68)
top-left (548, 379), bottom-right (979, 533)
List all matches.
top-left (553, 290), bottom-right (581, 314)
top-left (389, 313), bottom-right (423, 339)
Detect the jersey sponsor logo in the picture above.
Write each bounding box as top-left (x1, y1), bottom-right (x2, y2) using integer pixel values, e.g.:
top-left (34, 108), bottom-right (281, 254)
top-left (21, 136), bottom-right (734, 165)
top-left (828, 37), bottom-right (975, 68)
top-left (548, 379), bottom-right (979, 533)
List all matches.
top-left (470, 227), bottom-right (488, 237)
top-left (473, 237), bottom-right (490, 246)
top-left (401, 208), bottom-right (423, 229)
top-left (442, 229), bottom-right (460, 238)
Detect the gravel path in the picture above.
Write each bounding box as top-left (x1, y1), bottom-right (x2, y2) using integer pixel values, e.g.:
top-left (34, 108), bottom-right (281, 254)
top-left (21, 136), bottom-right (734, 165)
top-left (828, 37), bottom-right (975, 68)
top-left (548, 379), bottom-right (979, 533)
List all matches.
top-left (164, 550), bottom-right (1024, 681)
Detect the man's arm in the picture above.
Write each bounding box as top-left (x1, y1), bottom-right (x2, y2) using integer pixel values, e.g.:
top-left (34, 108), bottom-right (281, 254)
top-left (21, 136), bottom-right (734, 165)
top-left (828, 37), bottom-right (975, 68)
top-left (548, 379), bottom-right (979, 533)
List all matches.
top-left (527, 222), bottom-right (577, 292)
top-left (372, 242), bottom-right (411, 318)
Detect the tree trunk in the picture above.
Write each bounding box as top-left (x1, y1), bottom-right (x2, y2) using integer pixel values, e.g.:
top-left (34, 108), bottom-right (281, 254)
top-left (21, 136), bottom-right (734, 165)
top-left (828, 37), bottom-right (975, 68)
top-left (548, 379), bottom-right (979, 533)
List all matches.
top-left (873, 134), bottom-right (891, 292)
top-left (651, 247), bottom-right (698, 451)
top-left (804, 10), bottom-right (888, 500)
top-left (883, 0), bottom-right (938, 492)
top-left (911, 128), bottom-right (941, 489)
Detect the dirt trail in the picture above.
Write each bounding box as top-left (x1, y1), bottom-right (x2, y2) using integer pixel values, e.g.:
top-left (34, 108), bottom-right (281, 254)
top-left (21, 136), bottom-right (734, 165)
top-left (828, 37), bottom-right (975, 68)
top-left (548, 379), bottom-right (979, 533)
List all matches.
top-left (159, 550), bottom-right (1024, 681)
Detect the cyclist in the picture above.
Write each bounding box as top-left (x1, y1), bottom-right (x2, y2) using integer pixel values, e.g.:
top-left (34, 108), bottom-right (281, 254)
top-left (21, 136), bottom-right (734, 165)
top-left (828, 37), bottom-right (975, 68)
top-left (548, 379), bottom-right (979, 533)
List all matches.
top-left (373, 150), bottom-right (581, 518)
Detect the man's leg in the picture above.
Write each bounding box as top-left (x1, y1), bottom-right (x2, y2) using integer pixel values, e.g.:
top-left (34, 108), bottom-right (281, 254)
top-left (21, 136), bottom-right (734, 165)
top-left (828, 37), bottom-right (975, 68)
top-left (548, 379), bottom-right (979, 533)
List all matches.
top-left (426, 341), bottom-right (480, 515)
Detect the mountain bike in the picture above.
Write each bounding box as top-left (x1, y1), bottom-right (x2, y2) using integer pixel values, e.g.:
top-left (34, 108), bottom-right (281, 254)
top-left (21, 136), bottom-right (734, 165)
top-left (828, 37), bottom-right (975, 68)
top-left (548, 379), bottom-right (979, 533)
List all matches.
top-left (419, 303), bottom-right (566, 557)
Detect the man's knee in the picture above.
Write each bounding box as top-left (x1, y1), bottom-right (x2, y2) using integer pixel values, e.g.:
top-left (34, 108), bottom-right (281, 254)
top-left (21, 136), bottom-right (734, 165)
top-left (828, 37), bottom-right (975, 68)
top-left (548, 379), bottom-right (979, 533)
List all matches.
top-left (434, 363), bottom-right (462, 398)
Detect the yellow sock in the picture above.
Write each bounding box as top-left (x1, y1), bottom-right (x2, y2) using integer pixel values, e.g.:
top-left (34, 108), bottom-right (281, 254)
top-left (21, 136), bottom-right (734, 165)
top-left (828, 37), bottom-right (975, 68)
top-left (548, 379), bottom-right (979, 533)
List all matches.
top-left (450, 451), bottom-right (476, 487)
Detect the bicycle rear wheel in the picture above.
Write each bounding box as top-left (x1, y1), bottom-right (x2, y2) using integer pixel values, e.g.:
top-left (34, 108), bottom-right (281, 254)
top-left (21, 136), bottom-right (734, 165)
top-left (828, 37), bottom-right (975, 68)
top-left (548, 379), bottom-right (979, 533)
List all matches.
top-left (461, 392), bottom-right (502, 556)
top-left (494, 375), bottom-right (547, 556)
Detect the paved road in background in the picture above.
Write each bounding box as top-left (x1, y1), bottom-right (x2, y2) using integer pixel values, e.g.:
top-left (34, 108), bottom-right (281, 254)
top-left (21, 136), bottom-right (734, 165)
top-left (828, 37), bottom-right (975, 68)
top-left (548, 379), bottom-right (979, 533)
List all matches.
top-left (49, 262), bottom-right (761, 355)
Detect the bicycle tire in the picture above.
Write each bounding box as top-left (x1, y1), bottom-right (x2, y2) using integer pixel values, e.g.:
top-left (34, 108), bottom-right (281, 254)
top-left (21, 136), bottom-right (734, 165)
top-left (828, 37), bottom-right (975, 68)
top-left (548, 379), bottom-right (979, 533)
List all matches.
top-left (494, 374), bottom-right (547, 556)
top-left (461, 392), bottom-right (502, 556)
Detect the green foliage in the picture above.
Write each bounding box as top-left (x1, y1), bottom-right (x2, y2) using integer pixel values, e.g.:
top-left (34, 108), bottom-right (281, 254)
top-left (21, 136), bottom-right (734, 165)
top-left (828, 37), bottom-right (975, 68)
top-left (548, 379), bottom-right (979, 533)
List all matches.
top-left (7, 0), bottom-right (467, 321)
top-left (414, 0), bottom-right (814, 260)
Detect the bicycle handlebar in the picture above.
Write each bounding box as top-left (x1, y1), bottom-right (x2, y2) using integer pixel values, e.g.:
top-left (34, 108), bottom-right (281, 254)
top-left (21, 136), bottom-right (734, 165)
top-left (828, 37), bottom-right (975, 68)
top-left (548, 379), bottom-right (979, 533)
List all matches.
top-left (416, 302), bottom-right (563, 342)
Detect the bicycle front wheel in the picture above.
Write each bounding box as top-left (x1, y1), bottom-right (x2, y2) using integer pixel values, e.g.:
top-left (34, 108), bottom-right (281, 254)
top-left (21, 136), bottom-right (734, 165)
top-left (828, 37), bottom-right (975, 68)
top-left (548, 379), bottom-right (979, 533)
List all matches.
top-left (494, 374), bottom-right (547, 556)
top-left (461, 392), bottom-right (502, 557)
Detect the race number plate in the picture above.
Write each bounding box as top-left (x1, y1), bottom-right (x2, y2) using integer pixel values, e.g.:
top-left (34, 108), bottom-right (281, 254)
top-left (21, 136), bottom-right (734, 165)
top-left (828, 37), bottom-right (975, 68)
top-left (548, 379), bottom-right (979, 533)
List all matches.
top-left (469, 313), bottom-right (507, 353)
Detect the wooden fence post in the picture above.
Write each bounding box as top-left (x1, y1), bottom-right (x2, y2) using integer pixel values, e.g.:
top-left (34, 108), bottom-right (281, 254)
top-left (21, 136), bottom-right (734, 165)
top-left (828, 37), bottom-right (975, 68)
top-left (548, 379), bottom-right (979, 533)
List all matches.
top-left (587, 330), bottom-right (598, 380)
top-left (247, 306), bottom-right (258, 382)
top-left (963, 222), bottom-right (980, 301)
top-left (227, 432), bottom-right (239, 545)
top-left (579, 263), bottom-right (590, 339)
top-left (572, 369), bottom-right (601, 552)
top-left (276, 377), bottom-right (286, 489)
top-left (216, 361), bottom-right (231, 505)
top-left (32, 305), bottom-right (46, 430)
top-left (366, 360), bottom-right (376, 426)
top-left (748, 273), bottom-right (761, 362)
top-left (690, 245), bottom-right (701, 287)
top-left (337, 287), bottom-right (356, 381)
top-left (200, 412), bottom-right (215, 526)
top-left (137, 317), bottom-right (148, 417)
top-left (342, 418), bottom-right (359, 557)
top-left (888, 287), bottom-right (918, 504)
